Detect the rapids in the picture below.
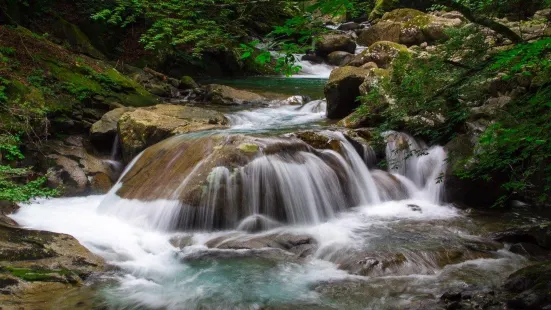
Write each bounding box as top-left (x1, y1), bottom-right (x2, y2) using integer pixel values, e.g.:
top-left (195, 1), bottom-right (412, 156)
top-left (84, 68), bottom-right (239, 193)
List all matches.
top-left (10, 78), bottom-right (528, 309)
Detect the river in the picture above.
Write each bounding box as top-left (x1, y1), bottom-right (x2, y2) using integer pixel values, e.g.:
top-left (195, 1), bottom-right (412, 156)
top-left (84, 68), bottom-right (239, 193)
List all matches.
top-left (9, 69), bottom-right (533, 309)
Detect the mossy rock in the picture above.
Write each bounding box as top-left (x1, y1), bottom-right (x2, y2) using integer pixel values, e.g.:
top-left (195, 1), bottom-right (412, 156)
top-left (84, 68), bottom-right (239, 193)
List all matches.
top-left (117, 104), bottom-right (230, 161)
top-left (180, 76), bottom-right (199, 90)
top-left (382, 9), bottom-right (430, 26)
top-left (370, 0), bottom-right (399, 20)
top-left (52, 18), bottom-right (105, 60)
top-left (324, 66), bottom-right (371, 119)
top-left (350, 41), bottom-right (409, 68)
top-left (238, 143), bottom-right (260, 153)
top-left (315, 34), bottom-right (357, 57)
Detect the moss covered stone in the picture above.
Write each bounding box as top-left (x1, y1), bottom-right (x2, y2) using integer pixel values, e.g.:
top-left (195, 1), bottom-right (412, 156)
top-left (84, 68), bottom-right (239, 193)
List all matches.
top-left (52, 18), bottom-right (105, 60)
top-left (238, 143), bottom-right (260, 153)
top-left (324, 66), bottom-right (371, 119)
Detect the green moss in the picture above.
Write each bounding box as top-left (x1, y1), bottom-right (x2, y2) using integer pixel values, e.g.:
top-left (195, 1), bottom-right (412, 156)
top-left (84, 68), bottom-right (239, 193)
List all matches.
top-left (370, 0), bottom-right (399, 20)
top-left (54, 18), bottom-right (105, 60)
top-left (369, 41), bottom-right (410, 53)
top-left (117, 92), bottom-right (158, 107)
top-left (1, 266), bottom-right (76, 282)
top-left (238, 143), bottom-right (260, 153)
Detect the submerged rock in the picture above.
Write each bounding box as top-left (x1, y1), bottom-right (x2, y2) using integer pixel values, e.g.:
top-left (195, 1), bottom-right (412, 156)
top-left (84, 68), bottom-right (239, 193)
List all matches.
top-left (117, 104), bottom-right (229, 161)
top-left (206, 232), bottom-right (317, 256)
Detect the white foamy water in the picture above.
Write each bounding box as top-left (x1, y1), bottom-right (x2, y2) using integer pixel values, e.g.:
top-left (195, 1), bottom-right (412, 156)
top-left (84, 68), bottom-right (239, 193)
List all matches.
top-left (295, 55), bottom-right (335, 78)
top-left (6, 99), bottom-right (526, 308)
top-left (11, 194), bottom-right (527, 309)
top-left (10, 195), bottom-right (458, 309)
top-left (226, 100), bottom-right (327, 130)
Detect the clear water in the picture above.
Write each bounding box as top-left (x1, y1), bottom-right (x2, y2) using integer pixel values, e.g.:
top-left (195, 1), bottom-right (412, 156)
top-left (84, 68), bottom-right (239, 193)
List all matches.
top-left (198, 76), bottom-right (328, 99)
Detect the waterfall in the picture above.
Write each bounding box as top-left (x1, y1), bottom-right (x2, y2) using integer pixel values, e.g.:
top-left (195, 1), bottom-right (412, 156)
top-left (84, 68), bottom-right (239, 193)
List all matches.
top-left (383, 131), bottom-right (447, 203)
top-left (96, 129), bottom-right (447, 232)
top-left (295, 55), bottom-right (335, 78)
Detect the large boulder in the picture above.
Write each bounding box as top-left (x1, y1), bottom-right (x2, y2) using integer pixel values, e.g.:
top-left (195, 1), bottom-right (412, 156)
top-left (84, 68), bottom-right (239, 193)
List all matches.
top-left (90, 107), bottom-right (135, 151)
top-left (51, 18), bottom-right (105, 60)
top-left (204, 84), bottom-right (266, 105)
top-left (28, 136), bottom-right (120, 196)
top-left (0, 221), bottom-right (104, 303)
top-left (349, 41), bottom-right (409, 68)
top-left (315, 34), bottom-right (356, 57)
top-left (503, 262), bottom-right (551, 309)
top-left (357, 21), bottom-right (402, 47)
top-left (324, 66), bottom-right (371, 119)
top-left (443, 134), bottom-right (506, 207)
top-left (117, 104), bottom-right (229, 161)
top-left (359, 9), bottom-right (463, 47)
top-left (327, 51), bottom-right (354, 66)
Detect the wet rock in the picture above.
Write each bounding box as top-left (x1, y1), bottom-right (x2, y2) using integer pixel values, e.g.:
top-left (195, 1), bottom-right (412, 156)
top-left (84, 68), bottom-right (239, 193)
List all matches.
top-left (0, 201), bottom-right (18, 226)
top-left (281, 95), bottom-right (311, 106)
top-left (441, 291), bottom-right (462, 302)
top-left (349, 41), bottom-right (409, 68)
top-left (131, 67), bottom-right (189, 98)
top-left (236, 214), bottom-right (282, 233)
top-left (292, 131), bottom-right (342, 152)
top-left (301, 54), bottom-right (324, 64)
top-left (315, 34), bottom-right (356, 56)
top-left (90, 107), bottom-right (135, 151)
top-left (205, 232), bottom-right (318, 260)
top-left (504, 262), bottom-right (551, 309)
top-left (444, 135), bottom-right (506, 207)
top-left (492, 222), bottom-right (551, 249)
top-left (29, 136), bottom-right (119, 196)
top-left (327, 51), bottom-right (354, 66)
top-left (117, 104), bottom-right (229, 161)
top-left (204, 84), bottom-right (266, 105)
top-left (0, 222), bottom-right (104, 295)
top-left (179, 76), bottom-right (199, 90)
top-left (338, 22), bottom-right (361, 31)
top-left (324, 66), bottom-right (370, 119)
top-left (509, 242), bottom-right (548, 258)
top-left (181, 248), bottom-right (300, 264)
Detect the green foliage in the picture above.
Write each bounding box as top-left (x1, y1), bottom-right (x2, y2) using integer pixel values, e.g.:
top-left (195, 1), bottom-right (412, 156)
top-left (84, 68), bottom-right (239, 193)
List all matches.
top-left (0, 135), bottom-right (24, 161)
top-left (457, 39), bottom-right (551, 205)
top-left (356, 29), bottom-right (482, 144)
top-left (0, 135), bottom-right (58, 202)
top-left (92, 0), bottom-right (296, 57)
top-left (27, 69), bottom-right (54, 96)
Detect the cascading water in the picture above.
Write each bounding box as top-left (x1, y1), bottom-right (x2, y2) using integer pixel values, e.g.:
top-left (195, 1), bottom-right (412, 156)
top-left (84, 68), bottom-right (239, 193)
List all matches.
top-left (9, 90), bottom-right (527, 309)
top-left (295, 55), bottom-right (335, 78)
top-left (226, 100), bottom-right (327, 131)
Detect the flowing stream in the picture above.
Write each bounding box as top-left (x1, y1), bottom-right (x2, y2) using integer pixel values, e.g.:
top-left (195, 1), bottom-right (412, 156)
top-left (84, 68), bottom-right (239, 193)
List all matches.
top-left (11, 76), bottom-right (529, 309)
